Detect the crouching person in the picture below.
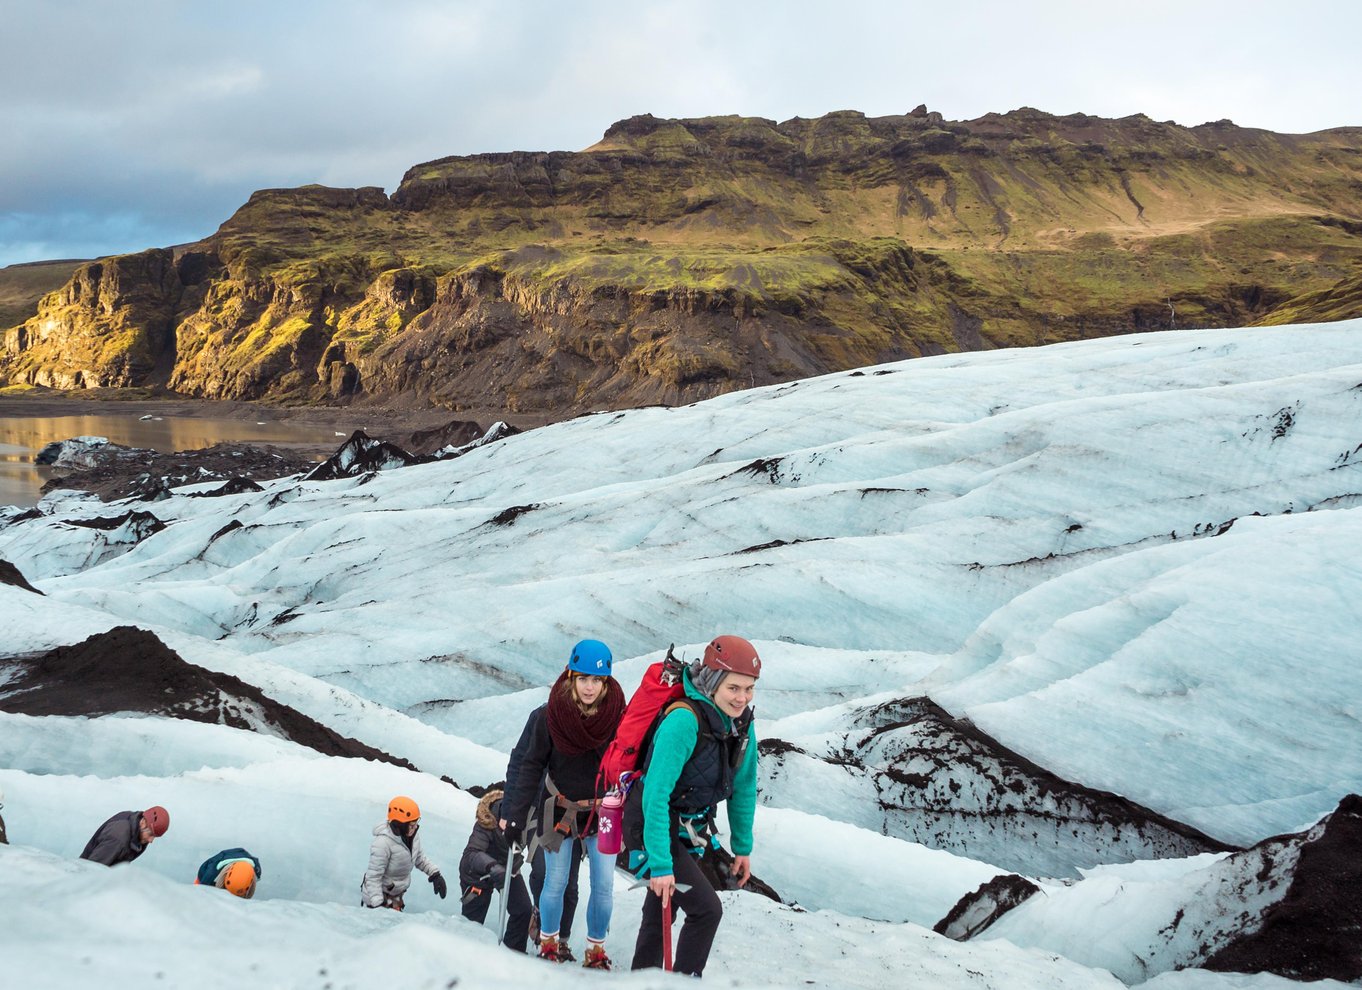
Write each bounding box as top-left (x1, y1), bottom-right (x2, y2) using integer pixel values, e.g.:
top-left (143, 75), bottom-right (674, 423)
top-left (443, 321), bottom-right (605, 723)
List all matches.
top-left (195, 848), bottom-right (262, 898)
top-left (630, 636), bottom-right (761, 977)
top-left (458, 789), bottom-right (532, 950)
top-left (361, 796), bottom-right (447, 911)
top-left (80, 806), bottom-right (169, 865)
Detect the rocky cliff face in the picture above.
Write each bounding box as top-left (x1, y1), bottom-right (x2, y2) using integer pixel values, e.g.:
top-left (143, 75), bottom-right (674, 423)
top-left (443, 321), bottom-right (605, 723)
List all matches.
top-left (759, 696), bottom-right (1231, 878)
top-left (4, 249), bottom-right (192, 388)
top-left (4, 108), bottom-right (1361, 414)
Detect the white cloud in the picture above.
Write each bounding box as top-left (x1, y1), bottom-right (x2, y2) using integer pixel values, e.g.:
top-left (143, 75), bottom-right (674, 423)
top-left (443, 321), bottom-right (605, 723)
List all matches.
top-left (1, 0), bottom-right (1360, 263)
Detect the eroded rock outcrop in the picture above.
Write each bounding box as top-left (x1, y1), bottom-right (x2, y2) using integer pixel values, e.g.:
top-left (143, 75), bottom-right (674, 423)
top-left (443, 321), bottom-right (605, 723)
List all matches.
top-left (303, 430), bottom-right (426, 481)
top-left (939, 794), bottom-right (1361, 984)
top-left (0, 625), bottom-right (413, 768)
top-left (1204, 794), bottom-right (1362, 983)
top-left (0, 559), bottom-right (42, 594)
top-left (934, 874), bottom-right (1041, 940)
top-left (759, 697), bottom-right (1232, 877)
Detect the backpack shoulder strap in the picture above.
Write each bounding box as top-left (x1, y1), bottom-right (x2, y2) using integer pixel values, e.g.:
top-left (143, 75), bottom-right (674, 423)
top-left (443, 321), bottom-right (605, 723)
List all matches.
top-left (639, 699), bottom-right (703, 775)
top-left (672, 698), bottom-right (727, 750)
top-left (662, 699), bottom-right (696, 719)
top-left (662, 698), bottom-right (714, 738)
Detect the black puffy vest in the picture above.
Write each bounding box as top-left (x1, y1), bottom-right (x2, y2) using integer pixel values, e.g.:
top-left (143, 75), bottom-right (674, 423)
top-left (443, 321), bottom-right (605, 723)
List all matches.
top-left (667, 699), bottom-right (750, 813)
top-left (622, 697), bottom-right (754, 854)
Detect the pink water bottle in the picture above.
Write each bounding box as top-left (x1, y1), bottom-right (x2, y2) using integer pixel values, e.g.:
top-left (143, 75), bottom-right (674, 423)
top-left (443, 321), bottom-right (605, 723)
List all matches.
top-left (596, 785), bottom-right (627, 855)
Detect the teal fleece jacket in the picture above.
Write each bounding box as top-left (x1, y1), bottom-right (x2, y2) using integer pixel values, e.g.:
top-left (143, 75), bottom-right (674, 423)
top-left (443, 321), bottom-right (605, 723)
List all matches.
top-left (641, 669), bottom-right (758, 878)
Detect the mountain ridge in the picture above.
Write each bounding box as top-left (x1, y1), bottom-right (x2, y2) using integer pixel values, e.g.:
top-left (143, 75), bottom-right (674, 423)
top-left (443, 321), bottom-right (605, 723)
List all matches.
top-left (3, 106), bottom-right (1361, 416)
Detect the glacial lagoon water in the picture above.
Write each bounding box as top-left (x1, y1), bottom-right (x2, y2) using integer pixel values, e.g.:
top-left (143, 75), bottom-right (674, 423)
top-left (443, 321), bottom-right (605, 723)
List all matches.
top-left (0, 413), bottom-right (341, 508)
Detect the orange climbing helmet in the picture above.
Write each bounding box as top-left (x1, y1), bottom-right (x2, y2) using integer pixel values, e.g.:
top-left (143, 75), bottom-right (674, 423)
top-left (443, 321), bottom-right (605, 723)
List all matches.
top-left (388, 796), bottom-right (420, 823)
top-left (219, 861), bottom-right (257, 899)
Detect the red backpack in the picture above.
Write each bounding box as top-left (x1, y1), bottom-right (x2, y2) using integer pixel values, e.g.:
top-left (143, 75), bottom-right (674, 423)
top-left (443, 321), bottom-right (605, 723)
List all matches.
top-left (596, 645), bottom-right (688, 796)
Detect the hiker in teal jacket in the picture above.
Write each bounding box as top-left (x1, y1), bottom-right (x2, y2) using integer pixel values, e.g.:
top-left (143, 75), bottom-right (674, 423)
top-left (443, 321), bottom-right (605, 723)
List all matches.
top-left (630, 636), bottom-right (761, 977)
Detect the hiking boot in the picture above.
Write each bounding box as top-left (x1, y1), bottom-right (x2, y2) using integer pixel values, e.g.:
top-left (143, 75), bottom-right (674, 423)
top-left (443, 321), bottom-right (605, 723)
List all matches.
top-left (537, 936), bottom-right (568, 963)
top-left (583, 944), bottom-right (612, 970)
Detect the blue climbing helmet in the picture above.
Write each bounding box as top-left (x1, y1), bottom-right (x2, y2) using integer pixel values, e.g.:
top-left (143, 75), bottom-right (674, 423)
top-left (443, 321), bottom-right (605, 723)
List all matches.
top-left (568, 639), bottom-right (613, 676)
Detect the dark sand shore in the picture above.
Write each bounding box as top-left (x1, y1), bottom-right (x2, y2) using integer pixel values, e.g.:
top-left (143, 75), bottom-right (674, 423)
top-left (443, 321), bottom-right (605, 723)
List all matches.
top-left (0, 393), bottom-right (556, 502)
top-left (0, 393), bottom-right (553, 443)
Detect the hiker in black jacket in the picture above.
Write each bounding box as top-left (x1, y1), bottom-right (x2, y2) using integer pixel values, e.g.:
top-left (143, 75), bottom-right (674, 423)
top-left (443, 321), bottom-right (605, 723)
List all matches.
top-left (508, 709), bottom-right (582, 952)
top-left (458, 790), bottom-right (532, 950)
top-left (80, 806), bottom-right (169, 866)
top-left (501, 639), bottom-right (625, 968)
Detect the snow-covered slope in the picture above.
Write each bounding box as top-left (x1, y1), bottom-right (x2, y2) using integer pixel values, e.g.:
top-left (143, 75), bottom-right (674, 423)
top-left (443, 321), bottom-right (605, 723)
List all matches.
top-left (3, 323), bottom-right (1361, 986)
top-left (1, 845), bottom-right (1132, 990)
top-left (0, 714), bottom-right (1125, 989)
top-left (8, 323), bottom-right (1354, 840)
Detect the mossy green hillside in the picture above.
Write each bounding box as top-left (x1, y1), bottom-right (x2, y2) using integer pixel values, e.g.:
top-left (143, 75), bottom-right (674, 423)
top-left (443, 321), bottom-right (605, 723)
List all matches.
top-left (3, 109), bottom-right (1361, 411)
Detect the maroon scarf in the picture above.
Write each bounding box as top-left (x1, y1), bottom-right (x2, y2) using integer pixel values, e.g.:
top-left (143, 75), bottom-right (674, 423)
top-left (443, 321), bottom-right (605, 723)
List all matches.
top-left (546, 670), bottom-right (625, 756)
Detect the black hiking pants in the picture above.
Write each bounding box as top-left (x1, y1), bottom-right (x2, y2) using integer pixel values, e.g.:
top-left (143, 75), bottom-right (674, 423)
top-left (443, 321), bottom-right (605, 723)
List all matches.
top-left (631, 841), bottom-right (722, 977)
top-left (461, 874), bottom-right (533, 952)
top-left (529, 840), bottom-right (581, 940)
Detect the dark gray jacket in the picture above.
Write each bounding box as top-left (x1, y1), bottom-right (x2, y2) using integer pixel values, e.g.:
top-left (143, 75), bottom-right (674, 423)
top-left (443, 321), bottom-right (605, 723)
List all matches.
top-left (80, 811), bottom-right (147, 866)
top-left (458, 792), bottom-right (523, 890)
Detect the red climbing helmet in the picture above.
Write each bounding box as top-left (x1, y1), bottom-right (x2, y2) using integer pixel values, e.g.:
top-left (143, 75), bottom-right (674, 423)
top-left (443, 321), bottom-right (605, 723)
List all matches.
top-left (701, 636), bottom-right (761, 679)
top-left (142, 806), bottom-right (170, 837)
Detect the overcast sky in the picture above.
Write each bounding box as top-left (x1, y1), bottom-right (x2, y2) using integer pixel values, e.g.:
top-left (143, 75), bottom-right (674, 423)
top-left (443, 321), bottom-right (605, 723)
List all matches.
top-left (2, 0), bottom-right (1359, 268)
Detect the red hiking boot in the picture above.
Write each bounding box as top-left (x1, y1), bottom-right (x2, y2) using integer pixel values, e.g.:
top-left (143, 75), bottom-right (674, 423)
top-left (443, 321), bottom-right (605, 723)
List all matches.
top-left (537, 936), bottom-right (569, 963)
top-left (583, 943), bottom-right (613, 970)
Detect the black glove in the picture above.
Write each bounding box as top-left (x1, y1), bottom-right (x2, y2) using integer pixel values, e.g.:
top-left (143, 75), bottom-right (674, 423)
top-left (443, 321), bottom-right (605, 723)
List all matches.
top-left (429, 872), bottom-right (447, 899)
top-left (503, 821), bottom-right (522, 846)
top-left (490, 865), bottom-right (507, 888)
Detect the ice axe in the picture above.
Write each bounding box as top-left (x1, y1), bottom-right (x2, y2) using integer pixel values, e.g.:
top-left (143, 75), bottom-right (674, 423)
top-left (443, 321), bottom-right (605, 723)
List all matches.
top-left (661, 895), bottom-right (674, 972)
top-left (496, 839), bottom-right (519, 948)
top-left (628, 878), bottom-right (692, 893)
top-left (629, 877), bottom-right (689, 970)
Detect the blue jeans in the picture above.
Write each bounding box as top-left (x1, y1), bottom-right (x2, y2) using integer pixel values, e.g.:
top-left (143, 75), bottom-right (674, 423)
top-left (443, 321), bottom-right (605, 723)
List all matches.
top-left (538, 834), bottom-right (613, 942)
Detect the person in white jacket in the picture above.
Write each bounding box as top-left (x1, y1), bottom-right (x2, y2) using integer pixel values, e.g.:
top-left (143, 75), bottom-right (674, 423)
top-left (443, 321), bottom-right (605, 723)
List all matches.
top-left (361, 795), bottom-right (447, 910)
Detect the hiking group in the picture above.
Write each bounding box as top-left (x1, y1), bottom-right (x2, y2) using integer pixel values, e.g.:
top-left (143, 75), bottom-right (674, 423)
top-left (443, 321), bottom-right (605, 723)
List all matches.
top-left (16, 633), bottom-right (762, 978)
top-left (492, 634), bottom-right (761, 974)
